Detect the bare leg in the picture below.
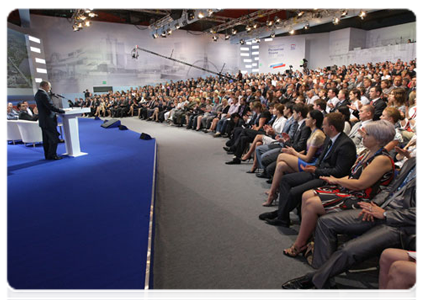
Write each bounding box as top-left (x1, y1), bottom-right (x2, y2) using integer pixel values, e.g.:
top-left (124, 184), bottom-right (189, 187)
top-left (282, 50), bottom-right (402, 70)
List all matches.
top-left (293, 193), bottom-right (325, 248)
top-left (242, 135), bottom-right (262, 160)
top-left (210, 118), bottom-right (219, 131)
top-left (263, 160), bottom-right (297, 205)
top-left (249, 141), bottom-right (262, 172)
top-left (196, 116), bottom-right (203, 130)
top-left (379, 248), bottom-right (415, 289)
top-left (386, 261), bottom-right (416, 289)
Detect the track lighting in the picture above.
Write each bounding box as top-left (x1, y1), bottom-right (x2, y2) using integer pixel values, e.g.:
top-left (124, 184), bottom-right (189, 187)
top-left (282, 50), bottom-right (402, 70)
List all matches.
top-left (333, 17), bottom-right (340, 25)
top-left (359, 10), bottom-right (366, 19)
top-left (240, 39), bottom-right (245, 45)
top-left (304, 23), bottom-right (310, 30)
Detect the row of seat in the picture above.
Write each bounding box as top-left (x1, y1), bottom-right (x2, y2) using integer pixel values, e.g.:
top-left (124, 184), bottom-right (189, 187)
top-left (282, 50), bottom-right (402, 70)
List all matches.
top-left (7, 120), bottom-right (42, 147)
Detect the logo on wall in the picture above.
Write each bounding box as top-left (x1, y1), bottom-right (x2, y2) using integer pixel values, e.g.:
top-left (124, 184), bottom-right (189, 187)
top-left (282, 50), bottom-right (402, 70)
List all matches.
top-left (291, 44), bottom-right (296, 50)
top-left (270, 63), bottom-right (286, 69)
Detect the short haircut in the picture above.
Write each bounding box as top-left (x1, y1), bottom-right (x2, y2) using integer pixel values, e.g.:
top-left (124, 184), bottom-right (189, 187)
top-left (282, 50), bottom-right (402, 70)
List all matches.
top-left (40, 81), bottom-right (49, 88)
top-left (365, 120), bottom-right (396, 147)
top-left (371, 86), bottom-right (382, 95)
top-left (309, 109), bottom-right (324, 128)
top-left (329, 88), bottom-right (339, 96)
top-left (285, 102), bottom-right (294, 114)
top-left (325, 112), bottom-right (345, 133)
top-left (337, 105), bottom-right (350, 122)
top-left (362, 104), bottom-right (375, 117)
top-left (384, 106), bottom-right (403, 122)
top-left (293, 103), bottom-right (309, 118)
top-left (315, 99), bottom-right (326, 111)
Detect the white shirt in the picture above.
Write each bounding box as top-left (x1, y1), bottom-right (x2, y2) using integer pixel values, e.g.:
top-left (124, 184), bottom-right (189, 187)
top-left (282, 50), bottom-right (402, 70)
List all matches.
top-left (326, 96), bottom-right (339, 113)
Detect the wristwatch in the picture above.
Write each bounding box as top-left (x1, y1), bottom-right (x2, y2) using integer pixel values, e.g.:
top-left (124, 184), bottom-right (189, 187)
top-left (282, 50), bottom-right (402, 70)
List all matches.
top-left (383, 211), bottom-right (387, 219)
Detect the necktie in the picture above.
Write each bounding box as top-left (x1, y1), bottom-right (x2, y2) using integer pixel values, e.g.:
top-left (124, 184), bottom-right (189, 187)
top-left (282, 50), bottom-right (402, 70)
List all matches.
top-left (322, 140), bottom-right (333, 160)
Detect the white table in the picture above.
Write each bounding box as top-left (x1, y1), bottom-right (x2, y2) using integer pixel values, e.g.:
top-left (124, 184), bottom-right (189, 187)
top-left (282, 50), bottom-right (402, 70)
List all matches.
top-left (59, 108), bottom-right (91, 157)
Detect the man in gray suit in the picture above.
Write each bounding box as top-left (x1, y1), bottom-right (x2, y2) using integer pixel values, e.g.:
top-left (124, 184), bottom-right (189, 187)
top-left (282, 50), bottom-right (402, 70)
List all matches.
top-left (282, 157), bottom-right (416, 289)
top-left (348, 104), bottom-right (374, 153)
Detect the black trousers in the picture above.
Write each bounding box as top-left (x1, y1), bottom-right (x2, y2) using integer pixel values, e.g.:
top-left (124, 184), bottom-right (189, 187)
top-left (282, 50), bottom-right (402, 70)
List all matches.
top-left (41, 126), bottom-right (60, 159)
top-left (277, 172), bottom-right (325, 222)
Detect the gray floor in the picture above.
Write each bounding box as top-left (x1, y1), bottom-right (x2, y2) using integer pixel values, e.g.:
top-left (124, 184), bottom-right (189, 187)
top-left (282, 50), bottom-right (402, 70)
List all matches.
top-left (112, 116), bottom-right (378, 289)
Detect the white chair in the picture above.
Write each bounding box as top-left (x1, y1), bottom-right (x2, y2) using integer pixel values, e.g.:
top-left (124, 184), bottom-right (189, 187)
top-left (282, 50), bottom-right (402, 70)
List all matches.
top-left (7, 120), bottom-right (22, 144)
top-left (16, 120), bottom-right (43, 147)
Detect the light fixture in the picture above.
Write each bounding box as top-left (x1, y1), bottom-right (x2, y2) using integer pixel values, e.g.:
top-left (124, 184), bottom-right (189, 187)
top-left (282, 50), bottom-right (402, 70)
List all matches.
top-left (333, 17), bottom-right (340, 25)
top-left (175, 23), bottom-right (180, 29)
top-left (210, 28), bottom-right (216, 34)
top-left (225, 30), bottom-right (230, 40)
top-left (198, 11), bottom-right (205, 19)
top-left (71, 9), bottom-right (98, 32)
top-left (166, 28), bottom-right (172, 35)
top-left (152, 32), bottom-right (159, 39)
top-left (266, 20), bottom-right (273, 27)
top-left (161, 32), bottom-right (167, 38)
top-left (304, 23), bottom-right (310, 30)
top-left (187, 10), bottom-right (195, 20)
top-left (240, 39), bottom-right (245, 45)
top-left (253, 23), bottom-right (258, 29)
top-left (274, 16), bottom-right (281, 24)
top-left (246, 24), bottom-right (252, 32)
top-left (359, 10), bottom-right (366, 19)
top-left (255, 38), bottom-right (260, 44)
top-left (207, 9), bottom-right (214, 16)
top-left (232, 28), bottom-right (237, 35)
top-left (85, 21), bottom-right (91, 27)
top-left (212, 35), bottom-right (218, 42)
top-left (341, 10), bottom-right (348, 17)
top-left (297, 11), bottom-right (305, 17)
top-left (270, 32), bottom-right (275, 38)
top-left (289, 29), bottom-right (295, 35)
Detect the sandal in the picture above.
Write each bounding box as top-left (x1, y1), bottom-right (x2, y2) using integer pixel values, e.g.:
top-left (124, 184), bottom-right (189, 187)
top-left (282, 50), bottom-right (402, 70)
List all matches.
top-left (283, 244), bottom-right (308, 258)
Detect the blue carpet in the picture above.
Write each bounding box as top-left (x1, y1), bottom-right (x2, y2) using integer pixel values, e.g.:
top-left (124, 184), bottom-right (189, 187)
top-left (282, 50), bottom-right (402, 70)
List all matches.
top-left (8, 118), bottom-right (156, 289)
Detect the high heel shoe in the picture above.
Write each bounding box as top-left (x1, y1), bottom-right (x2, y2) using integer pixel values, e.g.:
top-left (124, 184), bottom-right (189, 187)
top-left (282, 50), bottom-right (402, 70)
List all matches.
top-left (241, 157), bottom-right (252, 162)
top-left (262, 194), bottom-right (277, 207)
top-left (283, 244), bottom-right (308, 258)
top-left (246, 167), bottom-right (257, 173)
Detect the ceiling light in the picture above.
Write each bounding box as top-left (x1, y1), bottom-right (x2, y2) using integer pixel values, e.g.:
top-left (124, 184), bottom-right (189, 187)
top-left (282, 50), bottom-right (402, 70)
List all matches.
top-left (240, 39), bottom-right (245, 45)
top-left (341, 10), bottom-right (348, 17)
top-left (297, 11), bottom-right (305, 17)
top-left (270, 32), bottom-right (275, 38)
top-left (175, 23), bottom-right (180, 29)
top-left (207, 9), bottom-right (214, 16)
top-left (266, 20), bottom-right (273, 27)
top-left (289, 29), bottom-right (295, 35)
top-left (152, 32), bottom-right (159, 39)
top-left (166, 28), bottom-right (172, 35)
top-left (246, 25), bottom-right (252, 32)
top-left (232, 28), bottom-right (237, 35)
top-left (198, 11), bottom-right (205, 19)
top-left (212, 35), bottom-right (218, 42)
top-left (274, 16), bottom-right (281, 24)
top-left (225, 32), bottom-right (230, 40)
top-left (333, 17), bottom-right (340, 25)
top-left (359, 10), bottom-right (366, 19)
top-left (85, 21), bottom-right (91, 27)
top-left (253, 23), bottom-right (258, 29)
top-left (304, 23), bottom-right (310, 30)
top-left (187, 10), bottom-right (195, 20)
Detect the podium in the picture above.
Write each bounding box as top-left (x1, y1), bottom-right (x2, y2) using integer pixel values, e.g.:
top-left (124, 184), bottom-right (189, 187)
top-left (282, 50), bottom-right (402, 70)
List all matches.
top-left (59, 108), bottom-right (91, 157)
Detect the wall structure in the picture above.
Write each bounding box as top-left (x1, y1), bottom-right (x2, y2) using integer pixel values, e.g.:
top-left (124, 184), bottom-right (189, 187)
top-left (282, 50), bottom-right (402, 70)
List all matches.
top-left (27, 15), bottom-right (240, 94)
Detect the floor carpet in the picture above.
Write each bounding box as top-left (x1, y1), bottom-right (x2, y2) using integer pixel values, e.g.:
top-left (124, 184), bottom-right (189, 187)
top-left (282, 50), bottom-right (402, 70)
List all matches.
top-left (8, 118), bottom-right (156, 289)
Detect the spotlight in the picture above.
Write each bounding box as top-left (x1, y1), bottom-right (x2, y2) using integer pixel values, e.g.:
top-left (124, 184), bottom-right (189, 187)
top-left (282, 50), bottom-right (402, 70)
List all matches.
top-left (266, 20), bottom-right (273, 27)
top-left (225, 33), bottom-right (230, 40)
top-left (212, 35), bottom-right (218, 42)
top-left (333, 17), bottom-right (340, 25)
top-left (341, 10), bottom-right (348, 17)
top-left (88, 12), bottom-right (97, 18)
top-left (246, 24), bottom-right (252, 32)
top-left (270, 32), bottom-right (275, 38)
top-left (198, 11), bottom-right (205, 19)
top-left (207, 9), bottom-right (214, 16)
top-left (289, 29), bottom-right (295, 35)
top-left (210, 28), bottom-right (216, 34)
top-left (255, 38), bottom-right (260, 44)
top-left (253, 23), bottom-right (258, 29)
top-left (161, 32), bottom-right (167, 38)
top-left (85, 21), bottom-right (91, 27)
top-left (240, 39), bottom-right (245, 45)
top-left (166, 28), bottom-right (172, 35)
top-left (274, 16), bottom-right (281, 24)
top-left (175, 23), bottom-right (180, 29)
top-left (188, 10), bottom-right (195, 20)
top-left (152, 32), bottom-right (159, 39)
top-left (297, 11), bottom-right (305, 17)
top-left (304, 23), bottom-right (310, 30)
top-left (232, 28), bottom-right (237, 35)
top-left (359, 10), bottom-right (366, 19)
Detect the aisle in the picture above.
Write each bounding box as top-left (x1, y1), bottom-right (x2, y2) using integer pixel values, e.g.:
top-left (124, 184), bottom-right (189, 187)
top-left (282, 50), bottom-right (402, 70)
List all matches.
top-left (121, 118), bottom-right (314, 289)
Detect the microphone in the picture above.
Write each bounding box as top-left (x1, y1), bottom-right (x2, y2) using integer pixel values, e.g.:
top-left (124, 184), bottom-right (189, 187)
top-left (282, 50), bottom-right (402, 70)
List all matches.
top-left (51, 92), bottom-right (65, 98)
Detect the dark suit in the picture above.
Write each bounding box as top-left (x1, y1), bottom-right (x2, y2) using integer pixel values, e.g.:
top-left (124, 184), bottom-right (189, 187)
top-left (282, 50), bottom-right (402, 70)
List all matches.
top-left (34, 89), bottom-right (65, 159)
top-left (371, 98), bottom-right (387, 121)
top-left (261, 121), bottom-right (311, 177)
top-left (274, 132), bottom-right (357, 225)
top-left (18, 110), bottom-right (38, 121)
top-left (309, 158), bottom-right (416, 288)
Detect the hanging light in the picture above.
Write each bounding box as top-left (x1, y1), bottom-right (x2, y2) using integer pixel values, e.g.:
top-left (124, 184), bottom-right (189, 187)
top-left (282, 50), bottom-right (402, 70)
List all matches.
top-left (175, 23), bottom-right (180, 29)
top-left (152, 32), bottom-right (159, 39)
top-left (289, 29), bottom-right (295, 35)
top-left (85, 21), bottom-right (91, 27)
top-left (232, 28), bottom-right (237, 35)
top-left (198, 11), bottom-right (205, 19)
top-left (274, 16), bottom-right (281, 24)
top-left (253, 23), bottom-right (258, 29)
top-left (270, 32), bottom-right (275, 38)
top-left (266, 20), bottom-right (273, 27)
top-left (341, 10), bottom-right (348, 17)
top-left (225, 31), bottom-right (230, 40)
top-left (212, 35), bottom-right (218, 42)
top-left (166, 28), bottom-right (172, 35)
top-left (246, 24), bottom-right (252, 32)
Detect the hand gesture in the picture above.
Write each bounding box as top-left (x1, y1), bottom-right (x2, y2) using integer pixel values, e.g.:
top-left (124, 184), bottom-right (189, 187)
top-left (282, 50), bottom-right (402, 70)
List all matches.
top-left (358, 201), bottom-right (385, 222)
top-left (300, 165), bottom-right (317, 173)
top-left (395, 146), bottom-right (411, 159)
top-left (319, 175), bottom-right (338, 184)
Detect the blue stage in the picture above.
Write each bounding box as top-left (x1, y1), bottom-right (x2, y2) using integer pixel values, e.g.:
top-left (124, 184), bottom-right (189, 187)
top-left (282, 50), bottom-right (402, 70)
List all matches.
top-left (7, 118), bottom-right (156, 289)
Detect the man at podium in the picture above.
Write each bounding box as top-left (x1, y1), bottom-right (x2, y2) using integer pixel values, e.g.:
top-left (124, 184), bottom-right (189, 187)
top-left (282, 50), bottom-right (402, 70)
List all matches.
top-left (34, 81), bottom-right (65, 160)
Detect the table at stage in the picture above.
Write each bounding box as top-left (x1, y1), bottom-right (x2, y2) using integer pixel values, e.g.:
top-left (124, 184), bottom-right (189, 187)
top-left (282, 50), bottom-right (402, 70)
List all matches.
top-left (60, 108), bottom-right (91, 157)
